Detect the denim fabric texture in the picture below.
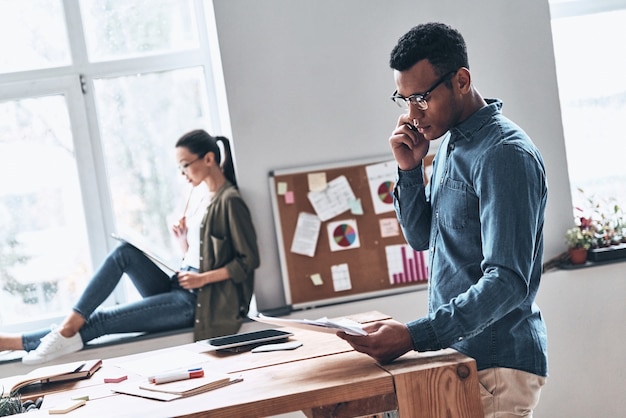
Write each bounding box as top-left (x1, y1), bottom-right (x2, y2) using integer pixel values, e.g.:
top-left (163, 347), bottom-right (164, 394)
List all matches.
top-left (22, 243), bottom-right (196, 351)
top-left (394, 99), bottom-right (548, 377)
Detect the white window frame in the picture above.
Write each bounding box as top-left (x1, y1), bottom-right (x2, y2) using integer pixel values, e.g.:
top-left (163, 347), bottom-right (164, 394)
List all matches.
top-left (0, 0), bottom-right (230, 332)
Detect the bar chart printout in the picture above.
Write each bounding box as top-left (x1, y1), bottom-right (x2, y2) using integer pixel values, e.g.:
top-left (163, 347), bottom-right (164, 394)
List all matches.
top-left (385, 244), bottom-right (428, 284)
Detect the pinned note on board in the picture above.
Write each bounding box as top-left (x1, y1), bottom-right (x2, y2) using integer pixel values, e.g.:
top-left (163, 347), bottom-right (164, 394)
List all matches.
top-left (365, 160), bottom-right (397, 215)
top-left (310, 273), bottom-right (323, 286)
top-left (349, 198), bottom-right (363, 215)
top-left (277, 182), bottom-right (288, 195)
top-left (307, 172), bottom-right (327, 192)
top-left (327, 219), bottom-right (360, 252)
top-left (307, 175), bottom-right (356, 221)
top-left (290, 212), bottom-right (321, 257)
top-left (379, 218), bottom-right (400, 237)
top-left (331, 263), bottom-right (352, 292)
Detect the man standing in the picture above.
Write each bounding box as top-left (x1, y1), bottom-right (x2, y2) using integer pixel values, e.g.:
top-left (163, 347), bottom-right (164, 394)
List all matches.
top-left (338, 22), bottom-right (548, 417)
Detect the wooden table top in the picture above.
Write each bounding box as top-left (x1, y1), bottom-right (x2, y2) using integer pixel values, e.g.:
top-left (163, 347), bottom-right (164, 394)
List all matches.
top-left (10, 311), bottom-right (482, 418)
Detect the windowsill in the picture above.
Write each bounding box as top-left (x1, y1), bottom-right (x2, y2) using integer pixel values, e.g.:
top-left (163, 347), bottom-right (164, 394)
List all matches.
top-left (558, 252), bottom-right (626, 270)
top-left (0, 317), bottom-right (267, 377)
top-left (0, 327), bottom-right (193, 366)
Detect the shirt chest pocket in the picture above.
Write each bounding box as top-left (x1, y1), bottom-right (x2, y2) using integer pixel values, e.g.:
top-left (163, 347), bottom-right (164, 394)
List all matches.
top-left (437, 178), bottom-right (468, 230)
top-left (208, 231), bottom-right (234, 266)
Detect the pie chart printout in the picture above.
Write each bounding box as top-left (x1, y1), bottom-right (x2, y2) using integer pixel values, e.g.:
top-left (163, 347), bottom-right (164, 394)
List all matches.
top-left (333, 223), bottom-right (357, 247)
top-left (377, 181), bottom-right (394, 205)
top-left (327, 219), bottom-right (360, 252)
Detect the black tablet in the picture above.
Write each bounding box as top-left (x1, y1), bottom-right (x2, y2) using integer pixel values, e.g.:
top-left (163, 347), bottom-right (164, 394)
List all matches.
top-left (204, 329), bottom-right (293, 351)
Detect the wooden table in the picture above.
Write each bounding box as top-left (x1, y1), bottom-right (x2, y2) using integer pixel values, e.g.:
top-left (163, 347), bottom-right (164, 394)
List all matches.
top-left (15, 312), bottom-right (483, 417)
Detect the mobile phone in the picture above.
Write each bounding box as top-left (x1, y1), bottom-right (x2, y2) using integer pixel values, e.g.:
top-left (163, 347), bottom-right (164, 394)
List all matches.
top-left (204, 329), bottom-right (293, 351)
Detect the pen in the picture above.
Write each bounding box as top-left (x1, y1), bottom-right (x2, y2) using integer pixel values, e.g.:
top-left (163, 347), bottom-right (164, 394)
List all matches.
top-left (148, 367), bottom-right (204, 384)
top-left (73, 363), bottom-right (86, 373)
top-left (182, 186), bottom-right (194, 218)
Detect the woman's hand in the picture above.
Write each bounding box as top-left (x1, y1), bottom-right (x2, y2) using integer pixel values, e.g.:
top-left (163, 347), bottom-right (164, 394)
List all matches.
top-left (176, 270), bottom-right (206, 289)
top-left (177, 267), bottom-right (230, 289)
top-left (171, 216), bottom-right (189, 253)
top-left (389, 115), bottom-right (430, 171)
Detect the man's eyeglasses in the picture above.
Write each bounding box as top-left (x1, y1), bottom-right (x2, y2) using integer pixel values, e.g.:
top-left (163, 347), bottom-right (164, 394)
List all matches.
top-left (390, 70), bottom-right (457, 111)
top-left (178, 157), bottom-right (201, 173)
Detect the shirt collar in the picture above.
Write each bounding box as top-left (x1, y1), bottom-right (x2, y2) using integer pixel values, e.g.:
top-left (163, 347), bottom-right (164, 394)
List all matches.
top-left (449, 98), bottom-right (502, 143)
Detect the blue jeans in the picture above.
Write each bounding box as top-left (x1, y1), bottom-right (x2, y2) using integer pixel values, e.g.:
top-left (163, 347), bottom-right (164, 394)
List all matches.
top-left (22, 243), bottom-right (196, 351)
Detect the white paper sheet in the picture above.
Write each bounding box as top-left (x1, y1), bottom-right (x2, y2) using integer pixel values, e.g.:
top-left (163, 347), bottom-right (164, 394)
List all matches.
top-left (250, 313), bottom-right (367, 336)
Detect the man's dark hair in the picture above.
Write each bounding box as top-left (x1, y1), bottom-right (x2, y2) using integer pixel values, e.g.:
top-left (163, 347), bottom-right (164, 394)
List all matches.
top-left (390, 22), bottom-right (469, 77)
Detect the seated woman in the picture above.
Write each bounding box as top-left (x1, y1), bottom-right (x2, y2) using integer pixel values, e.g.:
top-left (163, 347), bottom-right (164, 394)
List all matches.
top-left (0, 129), bottom-right (260, 365)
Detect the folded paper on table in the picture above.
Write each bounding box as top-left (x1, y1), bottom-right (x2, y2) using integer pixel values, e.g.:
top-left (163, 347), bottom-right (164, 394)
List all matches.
top-left (251, 313), bottom-right (368, 336)
top-left (0, 359), bottom-right (102, 396)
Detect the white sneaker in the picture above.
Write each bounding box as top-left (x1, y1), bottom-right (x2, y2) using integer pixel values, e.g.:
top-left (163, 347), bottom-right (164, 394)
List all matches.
top-left (22, 330), bottom-right (83, 365)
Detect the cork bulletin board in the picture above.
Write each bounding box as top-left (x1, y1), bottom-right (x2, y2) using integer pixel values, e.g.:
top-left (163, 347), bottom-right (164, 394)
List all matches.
top-left (269, 156), bottom-right (432, 309)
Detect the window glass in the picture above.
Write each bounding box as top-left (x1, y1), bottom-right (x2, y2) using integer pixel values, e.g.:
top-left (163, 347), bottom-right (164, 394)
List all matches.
top-left (0, 96), bottom-right (91, 325)
top-left (79, 0), bottom-right (199, 61)
top-left (0, 1), bottom-right (227, 331)
top-left (551, 9), bottom-right (626, 209)
top-left (0, 0), bottom-right (71, 73)
top-left (93, 67), bottom-right (213, 270)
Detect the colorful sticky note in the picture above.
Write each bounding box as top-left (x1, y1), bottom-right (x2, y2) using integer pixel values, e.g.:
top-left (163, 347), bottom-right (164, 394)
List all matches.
top-left (307, 172), bottom-right (327, 192)
top-left (284, 190), bottom-right (295, 204)
top-left (349, 198), bottom-right (363, 215)
top-left (310, 273), bottom-right (323, 286)
top-left (104, 375), bottom-right (128, 383)
top-left (277, 182), bottom-right (288, 195)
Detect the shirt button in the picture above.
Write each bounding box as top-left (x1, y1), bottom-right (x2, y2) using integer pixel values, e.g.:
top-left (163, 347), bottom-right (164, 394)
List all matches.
top-left (458, 337), bottom-right (463, 341)
top-left (195, 319), bottom-right (200, 323)
top-left (197, 303), bottom-right (201, 308)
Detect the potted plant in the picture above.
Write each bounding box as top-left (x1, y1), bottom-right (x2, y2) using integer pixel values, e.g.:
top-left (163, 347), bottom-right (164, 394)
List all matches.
top-left (573, 188), bottom-right (626, 262)
top-left (565, 227), bottom-right (593, 265)
top-left (0, 390), bottom-right (23, 416)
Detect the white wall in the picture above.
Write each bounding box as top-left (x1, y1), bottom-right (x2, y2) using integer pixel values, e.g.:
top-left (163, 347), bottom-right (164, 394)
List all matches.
top-left (209, 1), bottom-right (626, 417)
top-left (212, 0), bottom-right (573, 312)
top-left (534, 262), bottom-right (626, 417)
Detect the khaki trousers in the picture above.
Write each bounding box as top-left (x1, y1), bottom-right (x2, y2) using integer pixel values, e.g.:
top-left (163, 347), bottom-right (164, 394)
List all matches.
top-left (478, 367), bottom-right (547, 417)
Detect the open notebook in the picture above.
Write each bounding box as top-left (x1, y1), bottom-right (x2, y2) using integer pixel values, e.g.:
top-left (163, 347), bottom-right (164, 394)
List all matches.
top-left (1, 359), bottom-right (102, 396)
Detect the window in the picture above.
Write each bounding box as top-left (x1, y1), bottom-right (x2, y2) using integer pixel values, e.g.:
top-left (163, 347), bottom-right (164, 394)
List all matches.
top-left (0, 0), bottom-right (229, 331)
top-left (0, 1), bottom-right (71, 73)
top-left (550, 0), bottom-right (626, 214)
top-left (0, 89), bottom-right (90, 326)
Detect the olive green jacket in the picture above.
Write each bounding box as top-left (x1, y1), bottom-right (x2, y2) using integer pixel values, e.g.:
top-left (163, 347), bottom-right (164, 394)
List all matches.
top-left (193, 181), bottom-right (260, 341)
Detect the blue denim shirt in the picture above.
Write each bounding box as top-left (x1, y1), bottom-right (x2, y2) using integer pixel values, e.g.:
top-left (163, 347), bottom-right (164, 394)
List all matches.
top-left (394, 99), bottom-right (548, 377)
